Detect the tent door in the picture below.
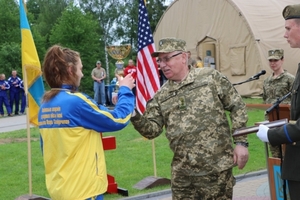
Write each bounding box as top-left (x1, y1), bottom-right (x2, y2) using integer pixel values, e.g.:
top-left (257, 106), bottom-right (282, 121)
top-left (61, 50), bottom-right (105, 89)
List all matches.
top-left (197, 36), bottom-right (218, 70)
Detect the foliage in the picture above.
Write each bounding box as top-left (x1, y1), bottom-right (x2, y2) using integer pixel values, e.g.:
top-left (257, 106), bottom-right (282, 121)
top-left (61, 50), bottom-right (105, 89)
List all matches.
top-left (49, 4), bottom-right (101, 95)
top-left (0, 42), bottom-right (21, 78)
top-left (0, 0), bottom-right (20, 46)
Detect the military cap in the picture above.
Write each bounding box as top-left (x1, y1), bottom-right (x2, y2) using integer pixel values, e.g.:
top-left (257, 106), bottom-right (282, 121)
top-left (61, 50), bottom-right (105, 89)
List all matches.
top-left (282, 4), bottom-right (300, 20)
top-left (268, 49), bottom-right (284, 60)
top-left (151, 38), bottom-right (186, 57)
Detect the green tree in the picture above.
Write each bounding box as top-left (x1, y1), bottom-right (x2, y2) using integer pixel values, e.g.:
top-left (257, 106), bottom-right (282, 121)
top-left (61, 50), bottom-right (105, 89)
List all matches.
top-left (115, 0), bottom-right (167, 54)
top-left (0, 0), bottom-right (21, 77)
top-left (30, 0), bottom-right (71, 48)
top-left (26, 0), bottom-right (41, 22)
top-left (79, 0), bottom-right (126, 84)
top-left (49, 4), bottom-right (101, 96)
top-left (0, 0), bottom-right (20, 46)
top-left (0, 42), bottom-right (21, 77)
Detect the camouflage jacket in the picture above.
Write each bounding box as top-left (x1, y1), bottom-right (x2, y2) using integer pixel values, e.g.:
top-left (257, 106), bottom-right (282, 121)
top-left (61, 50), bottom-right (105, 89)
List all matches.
top-left (131, 67), bottom-right (248, 176)
top-left (263, 70), bottom-right (295, 104)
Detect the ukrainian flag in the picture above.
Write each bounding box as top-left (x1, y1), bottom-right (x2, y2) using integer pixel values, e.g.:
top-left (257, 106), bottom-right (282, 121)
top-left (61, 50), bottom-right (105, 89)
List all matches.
top-left (20, 0), bottom-right (45, 126)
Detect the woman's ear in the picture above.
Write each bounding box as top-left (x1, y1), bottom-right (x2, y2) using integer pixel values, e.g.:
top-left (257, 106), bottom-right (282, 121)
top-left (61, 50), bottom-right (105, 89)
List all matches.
top-left (67, 65), bottom-right (73, 75)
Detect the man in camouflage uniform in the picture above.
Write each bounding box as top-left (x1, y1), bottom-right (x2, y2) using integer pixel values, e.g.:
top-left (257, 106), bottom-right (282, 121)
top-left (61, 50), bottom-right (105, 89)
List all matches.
top-left (263, 49), bottom-right (295, 158)
top-left (130, 38), bottom-right (249, 199)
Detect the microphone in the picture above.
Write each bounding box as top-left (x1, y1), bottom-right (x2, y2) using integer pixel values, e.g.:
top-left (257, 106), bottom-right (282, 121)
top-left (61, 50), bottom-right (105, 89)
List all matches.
top-left (251, 70), bottom-right (266, 79)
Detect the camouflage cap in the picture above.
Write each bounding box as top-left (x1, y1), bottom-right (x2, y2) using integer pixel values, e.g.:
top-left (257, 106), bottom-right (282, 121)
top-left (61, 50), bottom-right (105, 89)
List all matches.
top-left (151, 38), bottom-right (186, 57)
top-left (282, 4), bottom-right (300, 20)
top-left (268, 49), bottom-right (284, 60)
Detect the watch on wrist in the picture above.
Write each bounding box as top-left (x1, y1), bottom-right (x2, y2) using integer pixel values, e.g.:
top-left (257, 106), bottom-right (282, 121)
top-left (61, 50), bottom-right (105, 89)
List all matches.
top-left (234, 142), bottom-right (249, 148)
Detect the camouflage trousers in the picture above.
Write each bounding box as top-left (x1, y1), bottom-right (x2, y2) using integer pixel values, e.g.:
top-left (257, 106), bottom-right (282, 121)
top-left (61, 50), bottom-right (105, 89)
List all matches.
top-left (171, 168), bottom-right (235, 200)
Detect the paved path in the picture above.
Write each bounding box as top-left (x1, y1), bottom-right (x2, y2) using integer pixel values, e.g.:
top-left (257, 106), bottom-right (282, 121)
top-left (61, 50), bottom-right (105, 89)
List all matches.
top-left (0, 114), bottom-right (28, 133)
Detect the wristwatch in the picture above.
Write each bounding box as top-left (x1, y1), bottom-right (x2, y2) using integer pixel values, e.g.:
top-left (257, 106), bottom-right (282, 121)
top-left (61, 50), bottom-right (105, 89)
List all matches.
top-left (234, 142), bottom-right (249, 148)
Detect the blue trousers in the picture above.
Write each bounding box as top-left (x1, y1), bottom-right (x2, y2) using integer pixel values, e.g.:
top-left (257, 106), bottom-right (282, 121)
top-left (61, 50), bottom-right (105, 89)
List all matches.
top-left (10, 90), bottom-right (20, 114)
top-left (93, 81), bottom-right (106, 105)
top-left (20, 91), bottom-right (26, 113)
top-left (0, 95), bottom-right (12, 115)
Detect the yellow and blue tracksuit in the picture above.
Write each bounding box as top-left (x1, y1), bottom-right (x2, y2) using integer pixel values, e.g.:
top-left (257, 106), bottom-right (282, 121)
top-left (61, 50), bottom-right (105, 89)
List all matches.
top-left (38, 84), bottom-right (134, 200)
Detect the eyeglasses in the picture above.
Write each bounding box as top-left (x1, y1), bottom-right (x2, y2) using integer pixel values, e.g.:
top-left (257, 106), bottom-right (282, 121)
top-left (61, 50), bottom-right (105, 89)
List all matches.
top-left (269, 59), bottom-right (280, 63)
top-left (157, 52), bottom-right (182, 64)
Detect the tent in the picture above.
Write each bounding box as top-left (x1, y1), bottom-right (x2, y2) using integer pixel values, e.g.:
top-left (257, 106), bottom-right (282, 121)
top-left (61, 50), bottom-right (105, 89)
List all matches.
top-left (153, 0), bottom-right (300, 96)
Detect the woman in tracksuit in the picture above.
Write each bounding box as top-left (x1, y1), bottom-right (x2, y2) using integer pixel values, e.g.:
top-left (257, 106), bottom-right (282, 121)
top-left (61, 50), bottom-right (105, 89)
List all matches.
top-left (38, 45), bottom-right (135, 200)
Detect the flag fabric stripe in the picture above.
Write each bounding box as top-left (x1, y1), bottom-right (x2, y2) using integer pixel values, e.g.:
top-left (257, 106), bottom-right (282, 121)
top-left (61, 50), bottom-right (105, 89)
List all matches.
top-left (136, 0), bottom-right (160, 114)
top-left (20, 0), bottom-right (45, 126)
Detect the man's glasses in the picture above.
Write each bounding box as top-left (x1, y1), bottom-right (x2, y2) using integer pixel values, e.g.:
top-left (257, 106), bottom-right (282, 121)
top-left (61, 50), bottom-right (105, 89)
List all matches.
top-left (157, 52), bottom-right (182, 64)
top-left (269, 59), bottom-right (280, 63)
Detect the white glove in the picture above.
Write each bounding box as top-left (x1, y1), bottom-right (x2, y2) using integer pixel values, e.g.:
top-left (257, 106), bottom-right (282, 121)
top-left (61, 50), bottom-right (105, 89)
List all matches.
top-left (256, 124), bottom-right (270, 142)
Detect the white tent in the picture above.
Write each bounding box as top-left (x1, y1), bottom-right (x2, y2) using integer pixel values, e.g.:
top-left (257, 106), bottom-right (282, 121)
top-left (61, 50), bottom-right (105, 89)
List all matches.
top-left (154, 0), bottom-right (300, 96)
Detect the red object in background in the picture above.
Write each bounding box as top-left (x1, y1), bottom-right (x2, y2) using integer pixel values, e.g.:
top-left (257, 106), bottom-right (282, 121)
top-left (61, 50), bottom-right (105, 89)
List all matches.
top-left (100, 133), bottom-right (128, 196)
top-left (102, 136), bottom-right (116, 150)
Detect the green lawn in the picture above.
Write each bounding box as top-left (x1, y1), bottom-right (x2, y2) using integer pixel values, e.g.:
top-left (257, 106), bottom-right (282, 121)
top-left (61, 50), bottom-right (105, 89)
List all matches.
top-left (0, 98), bottom-right (268, 200)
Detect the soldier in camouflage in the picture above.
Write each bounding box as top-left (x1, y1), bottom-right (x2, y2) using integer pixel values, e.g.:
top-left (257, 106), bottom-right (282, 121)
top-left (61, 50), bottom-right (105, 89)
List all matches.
top-left (130, 38), bottom-right (249, 199)
top-left (263, 49), bottom-right (295, 158)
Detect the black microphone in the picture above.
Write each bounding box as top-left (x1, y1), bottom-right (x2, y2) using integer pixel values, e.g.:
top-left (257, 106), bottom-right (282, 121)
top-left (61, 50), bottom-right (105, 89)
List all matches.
top-left (251, 70), bottom-right (266, 79)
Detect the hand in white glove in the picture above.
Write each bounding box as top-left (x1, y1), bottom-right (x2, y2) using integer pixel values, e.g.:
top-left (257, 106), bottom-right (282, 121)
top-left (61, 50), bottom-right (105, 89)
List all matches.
top-left (256, 124), bottom-right (270, 142)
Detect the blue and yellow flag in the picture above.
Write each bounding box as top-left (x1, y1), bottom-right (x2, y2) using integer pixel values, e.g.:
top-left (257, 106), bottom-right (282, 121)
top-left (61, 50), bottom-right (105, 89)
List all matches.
top-left (20, 0), bottom-right (45, 126)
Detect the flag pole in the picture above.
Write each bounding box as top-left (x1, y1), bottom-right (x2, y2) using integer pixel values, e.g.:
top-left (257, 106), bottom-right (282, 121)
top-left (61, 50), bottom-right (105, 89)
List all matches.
top-left (151, 140), bottom-right (157, 177)
top-left (23, 68), bottom-right (33, 196)
top-left (133, 0), bottom-right (170, 189)
top-left (18, 0), bottom-right (48, 198)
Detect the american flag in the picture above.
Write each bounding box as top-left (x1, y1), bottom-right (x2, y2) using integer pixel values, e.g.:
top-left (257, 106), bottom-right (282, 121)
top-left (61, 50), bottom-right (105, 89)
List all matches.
top-left (136, 0), bottom-right (160, 114)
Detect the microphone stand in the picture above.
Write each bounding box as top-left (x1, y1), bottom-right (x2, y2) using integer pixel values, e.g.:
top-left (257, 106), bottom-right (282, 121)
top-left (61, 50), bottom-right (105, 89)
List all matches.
top-left (232, 77), bottom-right (259, 86)
top-left (265, 92), bottom-right (291, 200)
top-left (265, 92), bottom-right (291, 115)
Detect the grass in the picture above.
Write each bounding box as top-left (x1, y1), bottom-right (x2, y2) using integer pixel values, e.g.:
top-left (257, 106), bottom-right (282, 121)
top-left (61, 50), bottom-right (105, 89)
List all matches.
top-left (0, 97), bottom-right (267, 200)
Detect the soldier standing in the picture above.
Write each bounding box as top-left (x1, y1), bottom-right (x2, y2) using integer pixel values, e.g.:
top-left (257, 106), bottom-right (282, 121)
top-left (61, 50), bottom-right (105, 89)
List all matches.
top-left (263, 49), bottom-right (295, 158)
top-left (130, 38), bottom-right (249, 199)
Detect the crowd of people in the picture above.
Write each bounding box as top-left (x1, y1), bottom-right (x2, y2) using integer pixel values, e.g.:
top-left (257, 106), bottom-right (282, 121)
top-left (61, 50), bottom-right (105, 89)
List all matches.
top-left (0, 70), bottom-right (26, 117)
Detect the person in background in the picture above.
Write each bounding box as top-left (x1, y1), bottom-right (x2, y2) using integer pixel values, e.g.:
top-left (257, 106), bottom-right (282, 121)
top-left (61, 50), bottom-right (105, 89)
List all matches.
top-left (130, 37), bottom-right (249, 199)
top-left (19, 80), bottom-right (26, 115)
top-left (91, 61), bottom-right (106, 106)
top-left (187, 50), bottom-right (195, 67)
top-left (0, 73), bottom-right (12, 117)
top-left (38, 45), bottom-right (135, 200)
top-left (257, 4), bottom-right (300, 199)
top-left (196, 56), bottom-right (203, 68)
top-left (263, 48), bottom-right (295, 158)
top-left (124, 59), bottom-right (137, 95)
top-left (7, 70), bottom-right (22, 115)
